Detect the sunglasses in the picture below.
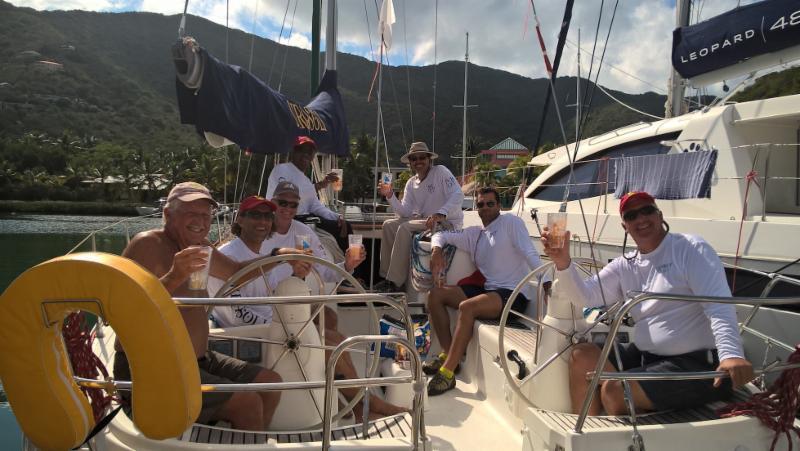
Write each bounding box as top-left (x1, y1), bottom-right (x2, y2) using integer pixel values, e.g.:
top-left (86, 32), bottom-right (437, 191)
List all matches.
top-left (276, 199), bottom-right (300, 209)
top-left (243, 210), bottom-right (274, 221)
top-left (408, 155), bottom-right (429, 162)
top-left (476, 201), bottom-right (497, 208)
top-left (622, 204), bottom-right (659, 222)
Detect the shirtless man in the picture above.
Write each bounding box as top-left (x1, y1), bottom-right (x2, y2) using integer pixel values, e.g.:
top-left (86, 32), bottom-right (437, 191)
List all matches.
top-left (115, 182), bottom-right (284, 430)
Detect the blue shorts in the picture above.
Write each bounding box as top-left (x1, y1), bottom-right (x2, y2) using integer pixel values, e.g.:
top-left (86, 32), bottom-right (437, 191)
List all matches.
top-left (605, 342), bottom-right (733, 411)
top-left (459, 284), bottom-right (529, 313)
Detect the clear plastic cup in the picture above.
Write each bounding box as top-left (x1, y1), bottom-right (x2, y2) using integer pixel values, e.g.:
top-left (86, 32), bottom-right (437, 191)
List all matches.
top-left (547, 212), bottom-right (568, 249)
top-left (187, 245), bottom-right (212, 290)
top-left (381, 172), bottom-right (393, 188)
top-left (331, 169), bottom-right (343, 192)
top-left (348, 234), bottom-right (363, 255)
top-left (295, 234), bottom-right (311, 251)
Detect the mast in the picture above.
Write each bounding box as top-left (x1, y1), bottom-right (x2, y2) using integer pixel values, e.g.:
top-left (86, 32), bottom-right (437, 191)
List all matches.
top-left (666, 0), bottom-right (691, 118)
top-left (311, 0), bottom-right (322, 93)
top-left (454, 32), bottom-right (477, 183)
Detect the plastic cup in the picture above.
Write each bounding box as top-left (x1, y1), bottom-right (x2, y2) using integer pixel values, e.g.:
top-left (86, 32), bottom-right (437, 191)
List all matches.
top-left (348, 234), bottom-right (363, 255)
top-left (295, 234), bottom-right (311, 251)
top-left (187, 245), bottom-right (212, 291)
top-left (381, 172), bottom-right (393, 188)
top-left (547, 212), bottom-right (568, 249)
top-left (331, 169), bottom-right (343, 192)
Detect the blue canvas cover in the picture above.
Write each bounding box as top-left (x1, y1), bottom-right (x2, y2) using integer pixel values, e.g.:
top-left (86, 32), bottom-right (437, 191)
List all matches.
top-left (176, 48), bottom-right (350, 156)
top-left (672, 0), bottom-right (800, 79)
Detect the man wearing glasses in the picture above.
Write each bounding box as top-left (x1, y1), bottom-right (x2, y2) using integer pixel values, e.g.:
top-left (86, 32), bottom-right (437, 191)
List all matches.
top-left (266, 136), bottom-right (352, 252)
top-left (376, 141), bottom-right (464, 292)
top-left (542, 191), bottom-right (754, 415)
top-left (425, 187), bottom-right (544, 395)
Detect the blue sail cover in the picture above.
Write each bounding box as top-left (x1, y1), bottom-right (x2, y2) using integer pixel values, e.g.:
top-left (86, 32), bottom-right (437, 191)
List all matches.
top-left (176, 48), bottom-right (349, 156)
top-left (672, 0), bottom-right (800, 79)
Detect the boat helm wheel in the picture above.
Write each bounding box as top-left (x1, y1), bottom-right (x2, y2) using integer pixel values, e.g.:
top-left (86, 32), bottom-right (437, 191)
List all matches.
top-left (498, 257), bottom-right (610, 411)
top-left (0, 252), bottom-right (200, 451)
top-left (213, 253), bottom-right (380, 428)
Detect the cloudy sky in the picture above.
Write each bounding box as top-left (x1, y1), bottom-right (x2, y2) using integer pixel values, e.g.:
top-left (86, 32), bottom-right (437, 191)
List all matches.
top-left (10, 0), bottom-right (759, 95)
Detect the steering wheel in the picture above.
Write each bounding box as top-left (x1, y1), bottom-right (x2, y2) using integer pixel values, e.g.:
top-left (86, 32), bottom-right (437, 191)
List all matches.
top-left (213, 253), bottom-right (381, 428)
top-left (497, 257), bottom-right (612, 410)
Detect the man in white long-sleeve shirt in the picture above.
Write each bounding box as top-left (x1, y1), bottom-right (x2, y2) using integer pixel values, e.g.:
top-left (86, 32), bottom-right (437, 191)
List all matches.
top-left (542, 191), bottom-right (754, 415)
top-left (425, 187), bottom-right (544, 395)
top-left (376, 142), bottom-right (464, 291)
top-left (265, 136), bottom-right (352, 252)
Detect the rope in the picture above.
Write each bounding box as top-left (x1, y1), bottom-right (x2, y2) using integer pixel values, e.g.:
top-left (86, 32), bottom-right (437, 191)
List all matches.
top-left (731, 170), bottom-right (762, 291)
top-left (178, 0), bottom-right (190, 38)
top-left (63, 312), bottom-right (117, 422)
top-left (410, 232), bottom-right (456, 292)
top-left (718, 346), bottom-right (800, 451)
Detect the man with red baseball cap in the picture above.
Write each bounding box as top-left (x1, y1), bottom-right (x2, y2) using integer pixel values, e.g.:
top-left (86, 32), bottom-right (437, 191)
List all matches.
top-left (265, 136), bottom-right (353, 252)
top-left (542, 191), bottom-right (753, 416)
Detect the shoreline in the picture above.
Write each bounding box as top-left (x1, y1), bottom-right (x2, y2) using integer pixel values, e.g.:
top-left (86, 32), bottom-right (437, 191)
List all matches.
top-left (0, 200), bottom-right (140, 216)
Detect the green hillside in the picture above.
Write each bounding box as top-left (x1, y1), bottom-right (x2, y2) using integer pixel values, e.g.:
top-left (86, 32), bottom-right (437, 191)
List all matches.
top-left (1, 1), bottom-right (798, 206)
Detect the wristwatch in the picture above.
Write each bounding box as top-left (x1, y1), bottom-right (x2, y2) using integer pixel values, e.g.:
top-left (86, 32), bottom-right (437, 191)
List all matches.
top-left (270, 248), bottom-right (280, 257)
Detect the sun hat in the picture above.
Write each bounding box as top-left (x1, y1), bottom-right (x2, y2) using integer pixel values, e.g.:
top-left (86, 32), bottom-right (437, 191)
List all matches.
top-left (619, 191), bottom-right (656, 214)
top-left (400, 141), bottom-right (439, 164)
top-left (166, 182), bottom-right (218, 206)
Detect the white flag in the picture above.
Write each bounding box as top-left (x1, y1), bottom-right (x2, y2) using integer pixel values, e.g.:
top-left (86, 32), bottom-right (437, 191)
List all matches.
top-left (379, 0), bottom-right (396, 51)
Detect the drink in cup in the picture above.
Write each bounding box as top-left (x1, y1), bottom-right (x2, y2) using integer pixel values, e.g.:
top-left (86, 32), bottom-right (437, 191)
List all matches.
top-left (381, 172), bottom-right (393, 190)
top-left (295, 234), bottom-right (311, 251)
top-left (331, 169), bottom-right (343, 192)
top-left (547, 212), bottom-right (568, 249)
top-left (348, 234), bottom-right (363, 255)
top-left (187, 245), bottom-right (213, 290)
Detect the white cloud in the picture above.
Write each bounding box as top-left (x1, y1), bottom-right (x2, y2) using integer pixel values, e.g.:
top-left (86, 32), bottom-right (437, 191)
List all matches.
top-left (9, 0), bottom-right (768, 96)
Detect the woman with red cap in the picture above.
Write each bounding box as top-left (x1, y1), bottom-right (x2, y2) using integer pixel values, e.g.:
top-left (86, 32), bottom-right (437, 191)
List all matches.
top-left (542, 191), bottom-right (754, 416)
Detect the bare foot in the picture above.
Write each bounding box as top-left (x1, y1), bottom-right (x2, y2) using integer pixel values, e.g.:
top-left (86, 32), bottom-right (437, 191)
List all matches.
top-left (352, 395), bottom-right (410, 422)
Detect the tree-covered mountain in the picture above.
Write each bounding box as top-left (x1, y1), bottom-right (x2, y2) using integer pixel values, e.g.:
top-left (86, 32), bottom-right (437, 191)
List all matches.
top-left (2, 1), bottom-right (800, 205)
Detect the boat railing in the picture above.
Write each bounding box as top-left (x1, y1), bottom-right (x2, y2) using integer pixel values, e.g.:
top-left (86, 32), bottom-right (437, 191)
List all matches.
top-left (81, 291), bottom-right (425, 449)
top-left (575, 291), bottom-right (800, 436)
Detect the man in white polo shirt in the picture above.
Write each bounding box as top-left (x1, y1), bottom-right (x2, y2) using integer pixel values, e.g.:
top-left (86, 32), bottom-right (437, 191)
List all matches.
top-left (425, 187), bottom-right (544, 396)
top-left (266, 136), bottom-right (352, 252)
top-left (542, 191), bottom-right (754, 415)
top-left (376, 141), bottom-right (464, 291)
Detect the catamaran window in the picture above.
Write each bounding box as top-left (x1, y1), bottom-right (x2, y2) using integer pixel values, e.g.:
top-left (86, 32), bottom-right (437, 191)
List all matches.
top-left (529, 134), bottom-right (679, 202)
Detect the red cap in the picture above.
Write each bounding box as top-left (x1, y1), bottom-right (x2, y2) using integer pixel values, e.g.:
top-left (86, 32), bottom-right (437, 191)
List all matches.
top-left (238, 195), bottom-right (277, 215)
top-left (619, 191), bottom-right (656, 214)
top-left (294, 135), bottom-right (316, 149)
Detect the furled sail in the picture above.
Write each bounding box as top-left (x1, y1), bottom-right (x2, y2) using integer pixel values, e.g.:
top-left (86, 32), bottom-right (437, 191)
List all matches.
top-left (672, 0), bottom-right (800, 84)
top-left (173, 39), bottom-right (350, 156)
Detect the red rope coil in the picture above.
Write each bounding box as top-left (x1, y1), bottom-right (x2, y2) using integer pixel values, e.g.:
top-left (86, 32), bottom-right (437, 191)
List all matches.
top-left (62, 312), bottom-right (116, 423)
top-left (718, 346), bottom-right (800, 451)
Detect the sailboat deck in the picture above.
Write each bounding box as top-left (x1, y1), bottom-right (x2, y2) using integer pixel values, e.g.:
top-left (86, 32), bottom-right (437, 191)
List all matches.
top-left (535, 389), bottom-right (751, 433)
top-left (176, 412), bottom-right (412, 445)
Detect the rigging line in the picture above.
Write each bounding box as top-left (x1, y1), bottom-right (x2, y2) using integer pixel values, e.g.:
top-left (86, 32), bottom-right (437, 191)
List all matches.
top-left (232, 149), bottom-right (244, 206)
top-left (178, 0), bottom-right (190, 38)
top-left (362, 0), bottom-right (375, 60)
top-left (530, 0), bottom-right (609, 307)
top-left (225, 0), bottom-right (230, 63)
top-left (372, 0), bottom-right (408, 149)
top-left (240, 153), bottom-right (254, 203)
top-left (579, 0), bottom-right (605, 112)
top-left (266, 0), bottom-right (292, 87)
top-left (371, 0), bottom-right (392, 178)
top-left (596, 83), bottom-right (664, 120)
top-left (578, 0), bottom-right (619, 134)
top-left (277, 0), bottom-right (300, 92)
top-left (432, 0), bottom-right (438, 152)
top-left (247, 0), bottom-right (260, 73)
top-left (402, 0), bottom-right (415, 140)
top-left (564, 39), bottom-right (665, 94)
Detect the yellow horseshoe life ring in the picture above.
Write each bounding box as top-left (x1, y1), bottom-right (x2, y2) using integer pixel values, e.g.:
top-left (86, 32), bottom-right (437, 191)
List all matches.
top-left (0, 252), bottom-right (200, 451)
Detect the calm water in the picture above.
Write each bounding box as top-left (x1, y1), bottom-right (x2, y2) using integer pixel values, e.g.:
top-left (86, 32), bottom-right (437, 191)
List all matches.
top-left (0, 213), bottom-right (163, 449)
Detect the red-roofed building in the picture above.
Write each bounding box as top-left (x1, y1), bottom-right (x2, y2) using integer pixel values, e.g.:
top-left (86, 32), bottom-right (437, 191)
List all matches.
top-left (480, 137), bottom-right (529, 168)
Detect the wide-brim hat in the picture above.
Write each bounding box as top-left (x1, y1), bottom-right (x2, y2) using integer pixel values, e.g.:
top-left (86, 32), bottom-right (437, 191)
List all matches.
top-left (619, 191), bottom-right (656, 214)
top-left (400, 142), bottom-right (438, 164)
